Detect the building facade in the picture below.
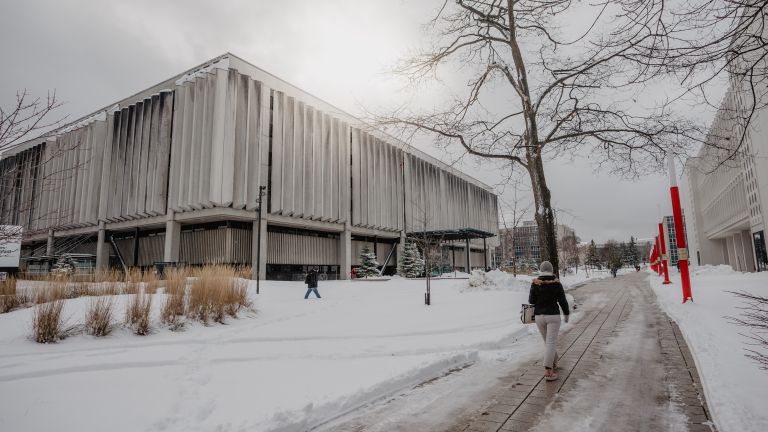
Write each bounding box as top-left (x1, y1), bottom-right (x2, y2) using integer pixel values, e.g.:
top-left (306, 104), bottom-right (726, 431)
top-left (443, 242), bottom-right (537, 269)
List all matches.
top-left (661, 215), bottom-right (688, 267)
top-left (496, 221), bottom-right (576, 266)
top-left (683, 75), bottom-right (768, 272)
top-left (0, 53), bottom-right (499, 279)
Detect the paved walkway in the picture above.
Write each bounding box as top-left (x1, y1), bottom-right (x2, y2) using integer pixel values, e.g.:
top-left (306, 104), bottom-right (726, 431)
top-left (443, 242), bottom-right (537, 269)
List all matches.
top-left (461, 272), bottom-right (716, 432)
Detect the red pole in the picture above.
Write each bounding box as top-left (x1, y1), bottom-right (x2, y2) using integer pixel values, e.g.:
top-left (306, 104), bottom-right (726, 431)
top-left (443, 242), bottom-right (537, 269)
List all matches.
top-left (669, 158), bottom-right (693, 303)
top-left (654, 235), bottom-right (662, 275)
top-left (658, 222), bottom-right (671, 284)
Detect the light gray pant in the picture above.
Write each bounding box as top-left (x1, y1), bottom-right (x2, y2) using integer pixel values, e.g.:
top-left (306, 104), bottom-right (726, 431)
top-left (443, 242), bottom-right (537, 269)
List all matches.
top-left (536, 314), bottom-right (561, 369)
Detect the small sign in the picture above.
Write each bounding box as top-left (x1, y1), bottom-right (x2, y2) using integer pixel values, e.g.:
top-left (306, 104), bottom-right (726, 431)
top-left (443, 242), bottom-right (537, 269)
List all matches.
top-left (0, 272), bottom-right (7, 281)
top-left (661, 254), bottom-right (667, 260)
top-left (678, 248), bottom-right (689, 261)
top-left (0, 226), bottom-right (23, 268)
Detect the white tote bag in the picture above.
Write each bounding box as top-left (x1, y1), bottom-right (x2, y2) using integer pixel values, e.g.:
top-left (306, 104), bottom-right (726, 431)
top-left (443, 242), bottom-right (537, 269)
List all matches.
top-left (521, 304), bottom-right (535, 324)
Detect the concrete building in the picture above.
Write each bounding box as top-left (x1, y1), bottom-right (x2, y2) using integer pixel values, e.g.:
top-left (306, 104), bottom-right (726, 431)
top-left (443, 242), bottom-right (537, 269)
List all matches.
top-left (683, 74), bottom-right (768, 272)
top-left (496, 221), bottom-right (576, 265)
top-left (0, 53), bottom-right (499, 280)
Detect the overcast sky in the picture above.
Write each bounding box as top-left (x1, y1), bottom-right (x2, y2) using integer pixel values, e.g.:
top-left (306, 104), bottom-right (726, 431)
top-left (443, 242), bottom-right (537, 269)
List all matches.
top-left (1, 0), bottom-right (720, 243)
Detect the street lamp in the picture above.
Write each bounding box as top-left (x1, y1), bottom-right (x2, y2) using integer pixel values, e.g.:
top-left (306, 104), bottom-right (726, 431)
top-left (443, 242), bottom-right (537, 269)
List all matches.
top-left (256, 185), bottom-right (266, 295)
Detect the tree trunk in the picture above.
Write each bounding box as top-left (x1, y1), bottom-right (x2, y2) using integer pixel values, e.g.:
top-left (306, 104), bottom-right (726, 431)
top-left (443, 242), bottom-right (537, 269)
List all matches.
top-left (528, 153), bottom-right (559, 275)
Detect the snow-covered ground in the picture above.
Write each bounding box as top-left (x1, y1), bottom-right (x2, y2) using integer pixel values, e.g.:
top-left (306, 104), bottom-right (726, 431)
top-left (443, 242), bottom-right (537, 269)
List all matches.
top-left (0, 270), bottom-right (608, 432)
top-left (649, 265), bottom-right (768, 432)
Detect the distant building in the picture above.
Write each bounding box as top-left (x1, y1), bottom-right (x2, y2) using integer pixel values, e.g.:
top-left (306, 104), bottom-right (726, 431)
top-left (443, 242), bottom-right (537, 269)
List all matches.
top-left (496, 220), bottom-right (576, 265)
top-left (661, 214), bottom-right (688, 266)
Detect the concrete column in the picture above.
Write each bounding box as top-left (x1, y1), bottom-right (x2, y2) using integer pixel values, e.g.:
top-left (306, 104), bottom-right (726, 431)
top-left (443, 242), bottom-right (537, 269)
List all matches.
top-left (95, 221), bottom-right (108, 271)
top-left (728, 235), bottom-right (739, 271)
top-left (251, 214), bottom-right (267, 280)
top-left (163, 212), bottom-right (181, 262)
top-left (339, 223), bottom-right (352, 280)
top-left (46, 229), bottom-right (54, 256)
top-left (741, 230), bottom-right (755, 272)
top-left (132, 227), bottom-right (140, 268)
top-left (465, 237), bottom-right (471, 272)
top-left (396, 231), bottom-right (406, 273)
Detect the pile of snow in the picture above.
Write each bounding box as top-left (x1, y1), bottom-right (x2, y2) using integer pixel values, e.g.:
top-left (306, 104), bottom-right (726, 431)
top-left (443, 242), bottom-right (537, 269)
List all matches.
top-left (465, 269), bottom-right (529, 292)
top-left (649, 265), bottom-right (768, 432)
top-left (437, 271), bottom-right (470, 279)
top-left (0, 277), bottom-right (531, 432)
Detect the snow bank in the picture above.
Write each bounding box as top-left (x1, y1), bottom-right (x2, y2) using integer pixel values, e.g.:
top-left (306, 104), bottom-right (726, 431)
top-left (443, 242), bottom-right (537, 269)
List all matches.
top-left (0, 277), bottom-right (528, 432)
top-left (464, 267), bottom-right (625, 293)
top-left (649, 265), bottom-right (768, 432)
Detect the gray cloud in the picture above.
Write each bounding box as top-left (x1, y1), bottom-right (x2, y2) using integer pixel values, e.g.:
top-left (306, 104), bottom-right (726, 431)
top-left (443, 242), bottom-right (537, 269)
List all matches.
top-left (1, 0), bottom-right (712, 243)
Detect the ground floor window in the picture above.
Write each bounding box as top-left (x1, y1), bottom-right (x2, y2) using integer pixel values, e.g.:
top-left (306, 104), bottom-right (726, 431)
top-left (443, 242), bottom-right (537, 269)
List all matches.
top-left (266, 264), bottom-right (340, 281)
top-left (754, 231), bottom-right (768, 272)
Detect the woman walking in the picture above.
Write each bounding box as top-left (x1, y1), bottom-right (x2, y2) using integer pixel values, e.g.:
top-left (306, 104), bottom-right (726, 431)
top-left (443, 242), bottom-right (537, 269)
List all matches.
top-left (529, 261), bottom-right (570, 381)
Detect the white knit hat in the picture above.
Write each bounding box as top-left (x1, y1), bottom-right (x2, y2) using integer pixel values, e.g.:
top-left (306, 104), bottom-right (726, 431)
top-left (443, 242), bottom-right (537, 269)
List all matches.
top-left (539, 261), bottom-right (554, 275)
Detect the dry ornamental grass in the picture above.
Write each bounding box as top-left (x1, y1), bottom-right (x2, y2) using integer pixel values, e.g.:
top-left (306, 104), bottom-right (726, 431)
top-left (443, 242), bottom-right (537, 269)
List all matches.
top-left (20, 264), bottom-right (250, 341)
top-left (160, 268), bottom-right (188, 330)
top-left (1, 277), bottom-right (19, 313)
top-left (126, 293), bottom-right (152, 335)
top-left (188, 265), bottom-right (251, 325)
top-left (32, 299), bottom-right (69, 343)
top-left (85, 296), bottom-right (115, 337)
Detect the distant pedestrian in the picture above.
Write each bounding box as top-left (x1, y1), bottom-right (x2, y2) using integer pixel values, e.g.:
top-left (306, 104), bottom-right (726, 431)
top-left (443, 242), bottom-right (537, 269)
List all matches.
top-left (304, 267), bottom-right (321, 299)
top-left (529, 261), bottom-right (570, 381)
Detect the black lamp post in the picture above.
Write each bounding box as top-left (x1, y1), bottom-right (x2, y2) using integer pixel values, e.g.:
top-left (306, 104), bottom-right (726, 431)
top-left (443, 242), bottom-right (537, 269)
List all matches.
top-left (256, 185), bottom-right (266, 294)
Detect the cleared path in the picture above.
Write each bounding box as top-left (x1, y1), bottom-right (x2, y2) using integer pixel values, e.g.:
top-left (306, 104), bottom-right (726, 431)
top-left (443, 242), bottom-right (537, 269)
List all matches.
top-left (461, 272), bottom-right (715, 432)
top-left (321, 272), bottom-right (717, 432)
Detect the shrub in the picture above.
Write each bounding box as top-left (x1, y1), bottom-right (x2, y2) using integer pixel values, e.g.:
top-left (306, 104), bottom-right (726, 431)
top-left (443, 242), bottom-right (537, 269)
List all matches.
top-left (188, 269), bottom-right (215, 324)
top-left (224, 279), bottom-right (251, 317)
top-left (32, 299), bottom-right (68, 343)
top-left (126, 293), bottom-right (152, 335)
top-left (85, 296), bottom-right (115, 337)
top-left (1, 277), bottom-right (18, 313)
top-left (159, 267), bottom-right (189, 329)
top-left (188, 265), bottom-right (251, 324)
top-left (34, 282), bottom-right (67, 304)
top-left (67, 282), bottom-right (95, 298)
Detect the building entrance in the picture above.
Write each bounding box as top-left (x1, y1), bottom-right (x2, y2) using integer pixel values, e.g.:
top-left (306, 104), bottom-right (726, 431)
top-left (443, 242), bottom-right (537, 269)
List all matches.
top-left (754, 231), bottom-right (768, 272)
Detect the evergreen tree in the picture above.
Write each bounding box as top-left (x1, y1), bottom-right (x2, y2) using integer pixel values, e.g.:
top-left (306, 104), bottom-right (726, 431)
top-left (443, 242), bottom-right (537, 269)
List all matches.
top-left (357, 246), bottom-right (380, 278)
top-left (586, 240), bottom-right (600, 269)
top-left (619, 242), bottom-right (630, 266)
top-left (627, 236), bottom-right (640, 267)
top-left (398, 241), bottom-right (425, 278)
top-left (52, 255), bottom-right (76, 276)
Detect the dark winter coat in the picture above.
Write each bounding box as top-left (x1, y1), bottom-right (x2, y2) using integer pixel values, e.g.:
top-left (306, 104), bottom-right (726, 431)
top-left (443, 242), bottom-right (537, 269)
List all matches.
top-left (305, 270), bottom-right (318, 288)
top-left (528, 275), bottom-right (570, 316)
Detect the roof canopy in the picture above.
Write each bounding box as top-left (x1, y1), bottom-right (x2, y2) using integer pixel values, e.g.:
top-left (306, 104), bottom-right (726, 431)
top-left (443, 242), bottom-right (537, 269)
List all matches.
top-left (406, 228), bottom-right (496, 241)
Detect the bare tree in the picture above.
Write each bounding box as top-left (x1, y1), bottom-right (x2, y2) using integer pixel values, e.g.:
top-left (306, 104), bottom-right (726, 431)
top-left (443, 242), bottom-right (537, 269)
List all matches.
top-left (558, 231), bottom-right (580, 275)
top-left (378, 0), bottom-right (703, 275)
top-left (498, 174), bottom-right (531, 276)
top-left (0, 90), bottom-right (65, 246)
top-left (0, 90), bottom-right (62, 154)
top-left (652, 0), bottom-right (768, 164)
top-left (409, 201), bottom-right (447, 305)
top-left (728, 290), bottom-right (768, 370)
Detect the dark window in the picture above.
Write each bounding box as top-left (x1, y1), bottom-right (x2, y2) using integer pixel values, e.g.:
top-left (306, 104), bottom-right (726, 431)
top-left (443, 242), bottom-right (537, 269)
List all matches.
top-left (754, 231), bottom-right (767, 272)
